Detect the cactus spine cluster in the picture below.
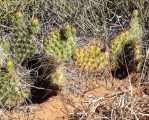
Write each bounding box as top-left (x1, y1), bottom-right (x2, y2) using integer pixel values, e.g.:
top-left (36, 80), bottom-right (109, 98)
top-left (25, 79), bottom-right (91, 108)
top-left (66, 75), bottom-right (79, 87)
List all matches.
top-left (0, 59), bottom-right (30, 107)
top-left (110, 10), bottom-right (143, 69)
top-left (74, 40), bottom-right (109, 71)
top-left (43, 23), bottom-right (76, 60)
top-left (12, 11), bottom-right (38, 63)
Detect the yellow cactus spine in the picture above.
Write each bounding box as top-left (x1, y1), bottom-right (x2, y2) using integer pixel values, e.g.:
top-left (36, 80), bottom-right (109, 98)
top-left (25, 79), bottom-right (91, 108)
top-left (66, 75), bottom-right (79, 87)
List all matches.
top-left (74, 39), bottom-right (109, 72)
top-left (31, 18), bottom-right (39, 33)
top-left (15, 11), bottom-right (23, 25)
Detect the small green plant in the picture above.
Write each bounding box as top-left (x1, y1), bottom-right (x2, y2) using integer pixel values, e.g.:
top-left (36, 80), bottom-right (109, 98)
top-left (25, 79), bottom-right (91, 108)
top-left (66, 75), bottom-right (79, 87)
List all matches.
top-left (50, 64), bottom-right (65, 87)
top-left (0, 59), bottom-right (30, 107)
top-left (110, 10), bottom-right (143, 70)
top-left (43, 23), bottom-right (76, 60)
top-left (40, 55), bottom-right (66, 87)
top-left (73, 40), bottom-right (109, 72)
top-left (0, 37), bottom-right (10, 65)
top-left (11, 11), bottom-right (38, 63)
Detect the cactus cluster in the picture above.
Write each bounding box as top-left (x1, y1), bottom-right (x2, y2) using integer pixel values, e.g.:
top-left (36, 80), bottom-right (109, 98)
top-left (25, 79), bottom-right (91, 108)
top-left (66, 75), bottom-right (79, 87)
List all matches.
top-left (11, 11), bottom-right (38, 63)
top-left (110, 10), bottom-right (143, 70)
top-left (73, 40), bottom-right (109, 71)
top-left (0, 9), bottom-right (144, 107)
top-left (73, 10), bottom-right (143, 73)
top-left (0, 59), bottom-right (30, 107)
top-left (43, 23), bottom-right (76, 60)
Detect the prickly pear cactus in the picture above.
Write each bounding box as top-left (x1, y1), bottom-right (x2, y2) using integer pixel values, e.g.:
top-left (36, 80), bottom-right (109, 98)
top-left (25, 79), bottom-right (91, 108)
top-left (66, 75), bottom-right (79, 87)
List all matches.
top-left (0, 37), bottom-right (10, 65)
top-left (43, 23), bottom-right (76, 60)
top-left (110, 10), bottom-right (143, 69)
top-left (0, 59), bottom-right (30, 107)
top-left (11, 11), bottom-right (38, 63)
top-left (50, 65), bottom-right (65, 87)
top-left (73, 40), bottom-right (109, 72)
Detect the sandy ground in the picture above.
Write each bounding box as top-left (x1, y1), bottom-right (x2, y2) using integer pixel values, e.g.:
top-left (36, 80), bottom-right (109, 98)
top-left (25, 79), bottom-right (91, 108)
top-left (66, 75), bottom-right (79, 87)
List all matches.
top-left (1, 73), bottom-right (147, 120)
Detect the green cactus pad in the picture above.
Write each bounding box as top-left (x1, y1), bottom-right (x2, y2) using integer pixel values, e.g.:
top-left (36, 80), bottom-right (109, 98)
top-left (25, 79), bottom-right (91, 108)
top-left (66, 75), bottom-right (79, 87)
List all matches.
top-left (43, 23), bottom-right (76, 60)
top-left (110, 10), bottom-right (143, 70)
top-left (11, 12), bottom-right (37, 63)
top-left (0, 60), bottom-right (30, 107)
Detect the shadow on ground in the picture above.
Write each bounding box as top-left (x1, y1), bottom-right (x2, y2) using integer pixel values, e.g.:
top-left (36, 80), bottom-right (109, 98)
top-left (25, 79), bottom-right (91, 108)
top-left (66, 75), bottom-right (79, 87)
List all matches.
top-left (22, 53), bottom-right (61, 104)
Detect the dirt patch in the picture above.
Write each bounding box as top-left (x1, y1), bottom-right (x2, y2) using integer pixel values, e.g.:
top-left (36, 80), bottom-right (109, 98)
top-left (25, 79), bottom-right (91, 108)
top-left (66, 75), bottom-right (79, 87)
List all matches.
top-left (1, 74), bottom-right (146, 120)
top-left (2, 96), bottom-right (73, 120)
top-left (0, 84), bottom-right (115, 119)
